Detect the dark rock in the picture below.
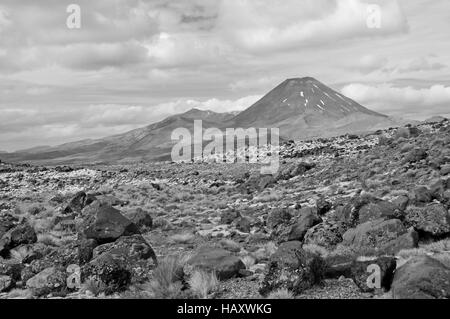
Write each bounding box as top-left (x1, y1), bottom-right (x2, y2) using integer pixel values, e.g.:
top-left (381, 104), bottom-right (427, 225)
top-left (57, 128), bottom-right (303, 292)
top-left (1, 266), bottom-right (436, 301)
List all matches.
top-left (412, 186), bottom-right (432, 203)
top-left (440, 164), bottom-right (450, 176)
top-left (287, 208), bottom-right (322, 242)
top-left (267, 208), bottom-right (292, 229)
top-left (125, 208), bottom-right (153, 229)
top-left (392, 195), bottom-right (409, 211)
top-left (276, 162), bottom-right (316, 181)
top-left (234, 216), bottom-right (252, 233)
top-left (0, 260), bottom-right (24, 282)
top-left (404, 148), bottom-right (428, 163)
top-left (303, 220), bottom-right (347, 250)
top-left (259, 241), bottom-right (324, 296)
top-left (79, 201), bottom-right (140, 244)
top-left (0, 213), bottom-right (18, 240)
top-left (64, 191), bottom-right (96, 214)
top-left (96, 195), bottom-right (128, 207)
top-left (381, 228), bottom-right (419, 255)
top-left (78, 239), bottom-right (98, 265)
top-left (316, 198), bottom-right (332, 216)
top-left (429, 179), bottom-right (447, 201)
top-left (0, 222), bottom-right (37, 256)
top-left (342, 219), bottom-right (407, 251)
top-left (220, 210), bottom-right (241, 225)
top-left (82, 253), bottom-right (132, 295)
top-left (26, 266), bottom-right (68, 297)
top-left (187, 246), bottom-right (245, 280)
top-left (405, 203), bottom-right (450, 237)
top-left (392, 256), bottom-right (450, 299)
top-left (358, 201), bottom-right (399, 224)
top-left (0, 275), bottom-right (13, 292)
top-left (350, 257), bottom-right (396, 292)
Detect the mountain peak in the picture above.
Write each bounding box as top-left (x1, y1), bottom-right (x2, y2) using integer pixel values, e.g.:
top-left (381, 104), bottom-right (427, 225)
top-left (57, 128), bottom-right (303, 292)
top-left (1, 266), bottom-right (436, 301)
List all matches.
top-left (233, 77), bottom-right (388, 133)
top-left (285, 76), bottom-right (319, 83)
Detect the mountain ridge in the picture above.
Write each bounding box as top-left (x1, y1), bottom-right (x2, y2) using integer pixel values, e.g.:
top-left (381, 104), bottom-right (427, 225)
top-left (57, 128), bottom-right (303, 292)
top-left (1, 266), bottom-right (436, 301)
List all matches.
top-left (2, 77), bottom-right (411, 164)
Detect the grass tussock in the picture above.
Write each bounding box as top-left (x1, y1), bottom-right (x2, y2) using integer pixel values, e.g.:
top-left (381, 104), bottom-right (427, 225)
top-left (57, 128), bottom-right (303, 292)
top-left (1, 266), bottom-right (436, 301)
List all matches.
top-left (145, 254), bottom-right (190, 299)
top-left (188, 270), bottom-right (219, 299)
top-left (267, 288), bottom-right (294, 299)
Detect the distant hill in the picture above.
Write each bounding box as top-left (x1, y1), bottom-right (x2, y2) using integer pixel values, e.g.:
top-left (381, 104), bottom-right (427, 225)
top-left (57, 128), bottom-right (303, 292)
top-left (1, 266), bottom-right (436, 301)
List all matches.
top-left (424, 115), bottom-right (448, 123)
top-left (4, 77), bottom-right (409, 164)
top-left (232, 77), bottom-right (403, 140)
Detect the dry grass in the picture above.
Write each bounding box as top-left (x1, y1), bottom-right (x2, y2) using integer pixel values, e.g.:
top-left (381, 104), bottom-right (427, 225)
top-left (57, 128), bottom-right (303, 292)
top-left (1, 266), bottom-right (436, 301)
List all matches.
top-left (145, 254), bottom-right (190, 299)
top-left (170, 233), bottom-right (195, 244)
top-left (80, 277), bottom-right (108, 297)
top-left (303, 243), bottom-right (329, 257)
top-left (37, 233), bottom-right (62, 247)
top-left (267, 289), bottom-right (294, 299)
top-left (5, 288), bottom-right (34, 299)
top-left (188, 270), bottom-right (219, 299)
top-left (10, 246), bottom-right (31, 263)
top-left (397, 239), bottom-right (450, 259)
top-left (240, 255), bottom-right (256, 269)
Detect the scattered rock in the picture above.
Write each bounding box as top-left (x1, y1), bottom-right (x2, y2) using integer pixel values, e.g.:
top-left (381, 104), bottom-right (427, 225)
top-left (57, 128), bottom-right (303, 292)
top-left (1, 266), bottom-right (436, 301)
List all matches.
top-left (342, 219), bottom-right (407, 252)
top-left (405, 203), bottom-right (450, 237)
top-left (267, 208), bottom-right (292, 229)
top-left (220, 210), bottom-right (241, 225)
top-left (187, 246), bottom-right (245, 280)
top-left (259, 241), bottom-right (324, 296)
top-left (26, 266), bottom-right (68, 297)
top-left (79, 201), bottom-right (140, 244)
top-left (125, 208), bottom-right (153, 229)
top-left (350, 257), bottom-right (396, 292)
top-left (391, 256), bottom-right (450, 299)
top-left (0, 222), bottom-right (37, 256)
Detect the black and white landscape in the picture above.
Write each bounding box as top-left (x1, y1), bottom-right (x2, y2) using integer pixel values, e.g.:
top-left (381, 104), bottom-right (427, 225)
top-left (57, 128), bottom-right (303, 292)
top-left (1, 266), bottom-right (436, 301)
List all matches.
top-left (0, 0), bottom-right (449, 300)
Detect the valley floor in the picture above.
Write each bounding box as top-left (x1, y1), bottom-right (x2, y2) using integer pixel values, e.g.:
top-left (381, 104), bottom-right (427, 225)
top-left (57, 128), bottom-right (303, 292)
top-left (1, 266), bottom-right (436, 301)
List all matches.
top-left (0, 119), bottom-right (449, 299)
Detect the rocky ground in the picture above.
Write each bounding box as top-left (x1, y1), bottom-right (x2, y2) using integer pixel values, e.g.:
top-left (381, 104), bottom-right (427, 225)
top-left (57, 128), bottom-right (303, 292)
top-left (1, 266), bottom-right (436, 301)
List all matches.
top-left (0, 119), bottom-right (449, 299)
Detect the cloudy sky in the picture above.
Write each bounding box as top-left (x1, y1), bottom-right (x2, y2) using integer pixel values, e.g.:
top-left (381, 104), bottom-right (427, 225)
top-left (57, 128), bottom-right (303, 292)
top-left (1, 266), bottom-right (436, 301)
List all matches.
top-left (0, 0), bottom-right (449, 151)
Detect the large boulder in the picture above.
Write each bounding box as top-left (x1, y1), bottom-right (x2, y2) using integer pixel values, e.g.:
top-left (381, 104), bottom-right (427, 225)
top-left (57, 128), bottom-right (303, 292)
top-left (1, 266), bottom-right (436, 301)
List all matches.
top-left (82, 235), bottom-right (157, 294)
top-left (381, 228), bottom-right (419, 255)
top-left (411, 186), bottom-right (432, 204)
top-left (81, 235), bottom-right (157, 294)
top-left (342, 219), bottom-right (408, 252)
top-left (405, 204), bottom-right (450, 237)
top-left (392, 256), bottom-right (450, 299)
top-left (92, 235), bottom-right (157, 269)
top-left (63, 191), bottom-right (96, 214)
top-left (0, 275), bottom-right (13, 292)
top-left (0, 260), bottom-right (23, 292)
top-left (266, 208), bottom-right (292, 230)
top-left (303, 220), bottom-right (347, 249)
top-left (0, 222), bottom-right (37, 256)
top-left (336, 195), bottom-right (401, 226)
top-left (350, 257), bottom-right (396, 292)
top-left (404, 148), bottom-right (428, 164)
top-left (278, 207), bottom-right (322, 242)
top-left (186, 246), bottom-right (245, 280)
top-left (259, 241), bottom-right (325, 296)
top-left (220, 210), bottom-right (241, 225)
top-left (358, 201), bottom-right (400, 224)
top-left (79, 201), bottom-right (140, 244)
top-left (276, 162), bottom-right (315, 181)
top-left (0, 213), bottom-right (18, 239)
top-left (125, 208), bottom-right (153, 229)
top-left (316, 197), bottom-right (332, 216)
top-left (26, 266), bottom-right (68, 297)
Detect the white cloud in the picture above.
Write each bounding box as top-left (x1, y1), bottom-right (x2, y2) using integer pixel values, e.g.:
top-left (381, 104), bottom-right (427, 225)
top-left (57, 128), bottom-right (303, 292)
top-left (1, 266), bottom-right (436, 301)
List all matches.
top-left (341, 83), bottom-right (450, 118)
top-left (384, 56), bottom-right (446, 74)
top-left (217, 0), bottom-right (408, 52)
top-left (0, 6), bottom-right (10, 32)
